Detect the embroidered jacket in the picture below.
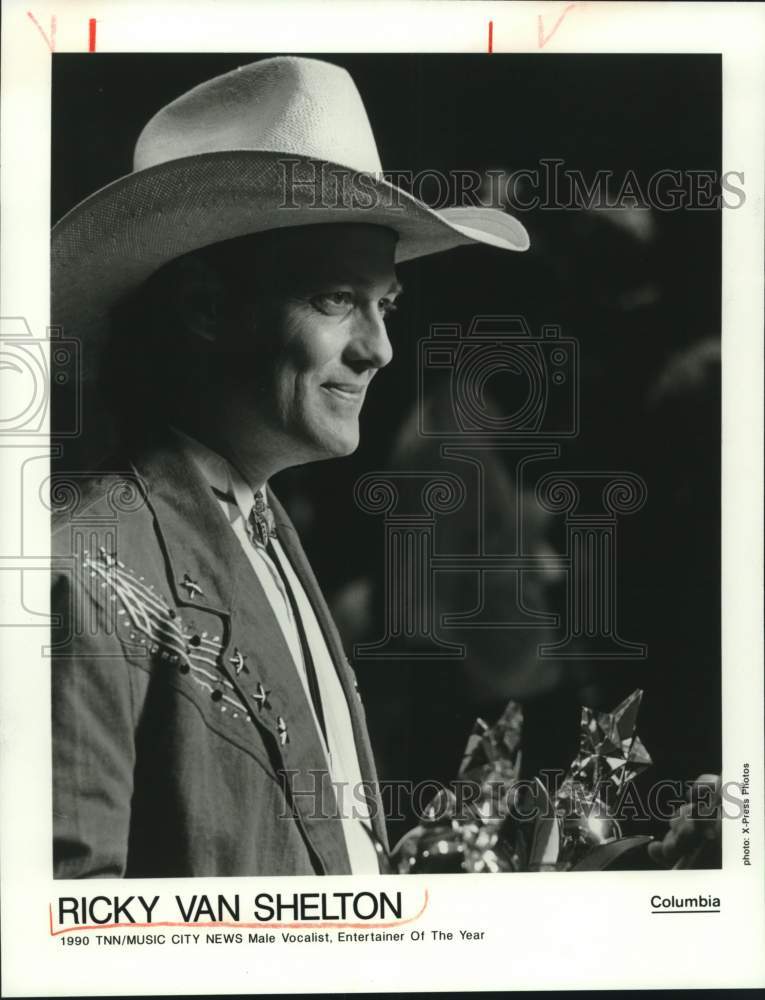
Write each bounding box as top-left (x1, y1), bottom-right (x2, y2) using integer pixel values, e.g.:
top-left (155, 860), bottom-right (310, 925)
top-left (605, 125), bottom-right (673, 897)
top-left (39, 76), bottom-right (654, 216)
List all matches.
top-left (51, 428), bottom-right (386, 877)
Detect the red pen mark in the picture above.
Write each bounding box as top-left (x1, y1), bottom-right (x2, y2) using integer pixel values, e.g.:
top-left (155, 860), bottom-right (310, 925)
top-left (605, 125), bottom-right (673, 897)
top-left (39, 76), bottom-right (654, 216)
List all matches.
top-left (488, 20), bottom-right (493, 53)
top-left (538, 2), bottom-right (578, 49)
top-left (26, 11), bottom-right (56, 52)
top-left (49, 890), bottom-right (430, 937)
top-left (88, 18), bottom-right (97, 52)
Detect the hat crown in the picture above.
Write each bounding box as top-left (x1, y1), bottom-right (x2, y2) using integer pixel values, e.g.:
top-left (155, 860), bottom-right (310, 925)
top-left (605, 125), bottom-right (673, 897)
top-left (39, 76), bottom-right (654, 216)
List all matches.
top-left (134, 56), bottom-right (384, 174)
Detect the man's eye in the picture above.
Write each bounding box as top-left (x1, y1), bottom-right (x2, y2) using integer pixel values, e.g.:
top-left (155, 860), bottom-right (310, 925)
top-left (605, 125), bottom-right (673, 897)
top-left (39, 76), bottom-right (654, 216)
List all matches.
top-left (379, 298), bottom-right (399, 318)
top-left (311, 291), bottom-right (354, 314)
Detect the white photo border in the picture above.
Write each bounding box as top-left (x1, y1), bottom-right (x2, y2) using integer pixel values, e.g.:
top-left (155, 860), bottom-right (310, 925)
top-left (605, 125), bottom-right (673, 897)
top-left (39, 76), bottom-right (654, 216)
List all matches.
top-left (1, 1), bottom-right (763, 994)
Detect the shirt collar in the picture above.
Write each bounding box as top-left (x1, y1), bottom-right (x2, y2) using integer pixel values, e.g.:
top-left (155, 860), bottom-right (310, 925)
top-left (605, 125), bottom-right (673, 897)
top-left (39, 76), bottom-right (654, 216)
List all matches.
top-left (169, 426), bottom-right (262, 527)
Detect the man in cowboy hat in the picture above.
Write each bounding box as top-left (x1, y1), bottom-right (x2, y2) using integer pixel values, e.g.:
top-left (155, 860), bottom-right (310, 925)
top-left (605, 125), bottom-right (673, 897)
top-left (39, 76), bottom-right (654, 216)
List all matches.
top-left (50, 56), bottom-right (529, 878)
top-left (50, 55), bottom-right (718, 878)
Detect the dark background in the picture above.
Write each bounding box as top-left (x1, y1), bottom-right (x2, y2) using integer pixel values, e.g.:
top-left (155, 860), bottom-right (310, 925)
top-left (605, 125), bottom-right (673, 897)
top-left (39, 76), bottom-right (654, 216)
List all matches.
top-left (52, 54), bottom-right (722, 843)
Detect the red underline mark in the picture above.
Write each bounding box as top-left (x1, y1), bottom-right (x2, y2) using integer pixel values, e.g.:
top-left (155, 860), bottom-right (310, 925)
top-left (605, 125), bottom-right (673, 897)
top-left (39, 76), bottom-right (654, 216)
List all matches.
top-left (88, 18), bottom-right (97, 52)
top-left (49, 890), bottom-right (429, 938)
top-left (538, 3), bottom-right (578, 49)
top-left (26, 11), bottom-right (56, 52)
top-left (488, 20), bottom-right (493, 53)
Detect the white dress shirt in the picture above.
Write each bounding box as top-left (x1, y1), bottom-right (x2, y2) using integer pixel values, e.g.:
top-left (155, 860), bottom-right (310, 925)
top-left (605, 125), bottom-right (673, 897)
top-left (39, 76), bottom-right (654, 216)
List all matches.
top-left (173, 429), bottom-right (379, 874)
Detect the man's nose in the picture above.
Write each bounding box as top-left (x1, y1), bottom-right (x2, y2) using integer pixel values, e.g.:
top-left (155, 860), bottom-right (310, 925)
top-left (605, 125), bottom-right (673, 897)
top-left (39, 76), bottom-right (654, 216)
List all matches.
top-left (346, 307), bottom-right (393, 372)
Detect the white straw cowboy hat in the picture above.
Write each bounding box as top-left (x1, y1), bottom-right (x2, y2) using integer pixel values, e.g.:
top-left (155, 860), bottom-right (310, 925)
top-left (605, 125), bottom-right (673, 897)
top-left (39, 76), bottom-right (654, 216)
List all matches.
top-left (52, 56), bottom-right (529, 363)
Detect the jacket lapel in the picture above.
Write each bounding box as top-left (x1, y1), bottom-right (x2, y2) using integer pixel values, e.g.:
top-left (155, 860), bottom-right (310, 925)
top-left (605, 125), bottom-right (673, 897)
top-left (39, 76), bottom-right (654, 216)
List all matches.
top-left (129, 430), bottom-right (354, 874)
top-left (269, 493), bottom-right (389, 850)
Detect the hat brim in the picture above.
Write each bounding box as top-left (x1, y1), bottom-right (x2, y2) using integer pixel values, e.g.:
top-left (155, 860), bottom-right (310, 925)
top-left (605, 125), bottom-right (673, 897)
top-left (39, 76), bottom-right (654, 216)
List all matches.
top-left (52, 150), bottom-right (529, 359)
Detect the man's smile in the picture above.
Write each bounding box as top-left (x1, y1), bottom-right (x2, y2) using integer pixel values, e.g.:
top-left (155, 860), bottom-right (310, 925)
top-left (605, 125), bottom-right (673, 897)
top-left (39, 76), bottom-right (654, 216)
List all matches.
top-left (321, 381), bottom-right (368, 404)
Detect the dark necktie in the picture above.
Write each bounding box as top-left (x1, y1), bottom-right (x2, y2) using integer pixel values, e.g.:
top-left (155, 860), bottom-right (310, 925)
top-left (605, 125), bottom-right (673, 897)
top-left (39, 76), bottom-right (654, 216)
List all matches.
top-left (247, 491), bottom-right (328, 748)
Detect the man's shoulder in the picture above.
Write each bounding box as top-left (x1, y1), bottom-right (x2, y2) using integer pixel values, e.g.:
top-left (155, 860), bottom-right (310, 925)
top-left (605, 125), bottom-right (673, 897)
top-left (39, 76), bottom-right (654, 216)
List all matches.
top-left (49, 433), bottom-right (222, 589)
top-left (51, 464), bottom-right (152, 545)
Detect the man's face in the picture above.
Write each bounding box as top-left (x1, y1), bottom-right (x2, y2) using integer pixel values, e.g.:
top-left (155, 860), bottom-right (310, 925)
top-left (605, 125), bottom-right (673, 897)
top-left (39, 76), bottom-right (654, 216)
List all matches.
top-left (219, 224), bottom-right (399, 467)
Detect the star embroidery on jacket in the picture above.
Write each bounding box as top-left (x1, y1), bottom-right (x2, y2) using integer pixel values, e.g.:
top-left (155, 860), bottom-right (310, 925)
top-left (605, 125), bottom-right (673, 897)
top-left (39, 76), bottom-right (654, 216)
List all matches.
top-left (252, 682), bottom-right (271, 712)
top-left (81, 550), bottom-right (254, 730)
top-left (277, 716), bottom-right (289, 746)
top-left (229, 647), bottom-right (248, 675)
top-left (180, 573), bottom-right (203, 599)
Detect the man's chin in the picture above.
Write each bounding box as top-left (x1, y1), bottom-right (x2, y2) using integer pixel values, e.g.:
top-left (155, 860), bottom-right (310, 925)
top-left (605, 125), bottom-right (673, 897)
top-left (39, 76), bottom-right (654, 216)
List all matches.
top-left (325, 434), bottom-right (359, 459)
top-left (308, 426), bottom-right (360, 461)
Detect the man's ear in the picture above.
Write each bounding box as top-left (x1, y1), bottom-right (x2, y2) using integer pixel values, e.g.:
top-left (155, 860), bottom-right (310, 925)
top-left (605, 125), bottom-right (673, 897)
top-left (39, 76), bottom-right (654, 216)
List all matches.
top-left (172, 255), bottom-right (228, 344)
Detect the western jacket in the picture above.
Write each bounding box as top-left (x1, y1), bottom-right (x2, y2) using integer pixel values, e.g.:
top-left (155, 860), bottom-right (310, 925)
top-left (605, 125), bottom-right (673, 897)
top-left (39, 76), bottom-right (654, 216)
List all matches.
top-left (51, 428), bottom-right (387, 877)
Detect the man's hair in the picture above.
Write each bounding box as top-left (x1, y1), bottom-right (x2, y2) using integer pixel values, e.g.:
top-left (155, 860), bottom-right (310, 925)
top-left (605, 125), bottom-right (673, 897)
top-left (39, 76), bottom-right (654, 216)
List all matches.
top-left (103, 232), bottom-right (269, 437)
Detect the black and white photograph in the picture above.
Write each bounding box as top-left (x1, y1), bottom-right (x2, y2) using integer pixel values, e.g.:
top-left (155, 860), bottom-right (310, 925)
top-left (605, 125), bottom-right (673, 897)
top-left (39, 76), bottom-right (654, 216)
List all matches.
top-left (49, 49), bottom-right (725, 879)
top-left (1, 2), bottom-right (763, 995)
